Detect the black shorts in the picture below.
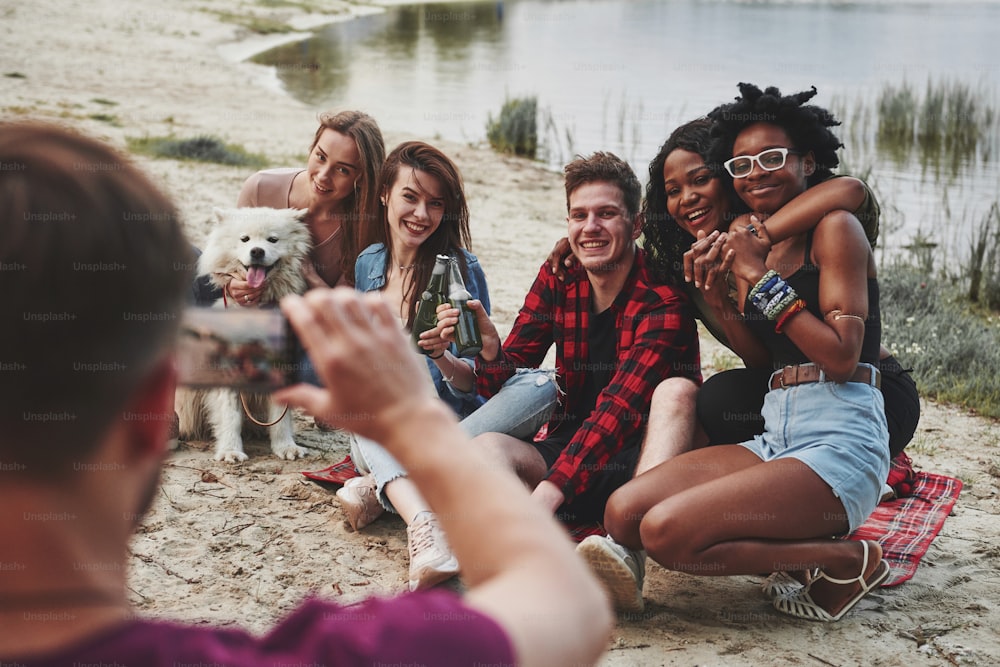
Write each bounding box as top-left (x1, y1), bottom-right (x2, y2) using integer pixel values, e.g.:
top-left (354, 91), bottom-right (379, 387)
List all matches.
top-left (534, 429), bottom-right (642, 524)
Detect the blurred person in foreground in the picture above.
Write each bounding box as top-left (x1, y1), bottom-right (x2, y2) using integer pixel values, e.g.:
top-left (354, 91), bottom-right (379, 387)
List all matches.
top-left (0, 121), bottom-right (611, 667)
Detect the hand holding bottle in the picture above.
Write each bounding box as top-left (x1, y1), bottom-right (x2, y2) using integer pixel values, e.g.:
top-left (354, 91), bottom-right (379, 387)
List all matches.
top-left (436, 299), bottom-right (501, 361)
top-left (411, 255), bottom-right (450, 354)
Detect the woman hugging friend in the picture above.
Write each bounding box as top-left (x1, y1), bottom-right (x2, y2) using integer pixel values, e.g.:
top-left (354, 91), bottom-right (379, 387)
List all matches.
top-left (582, 83), bottom-right (917, 621)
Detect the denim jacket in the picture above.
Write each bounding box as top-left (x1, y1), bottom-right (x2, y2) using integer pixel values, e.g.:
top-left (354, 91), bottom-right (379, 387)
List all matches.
top-left (355, 243), bottom-right (491, 417)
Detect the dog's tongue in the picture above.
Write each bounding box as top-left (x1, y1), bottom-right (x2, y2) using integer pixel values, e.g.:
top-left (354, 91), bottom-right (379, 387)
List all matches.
top-left (246, 266), bottom-right (266, 289)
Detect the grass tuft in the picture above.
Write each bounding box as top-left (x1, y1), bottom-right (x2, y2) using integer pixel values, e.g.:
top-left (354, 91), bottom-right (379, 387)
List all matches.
top-left (487, 95), bottom-right (538, 158)
top-left (127, 135), bottom-right (267, 167)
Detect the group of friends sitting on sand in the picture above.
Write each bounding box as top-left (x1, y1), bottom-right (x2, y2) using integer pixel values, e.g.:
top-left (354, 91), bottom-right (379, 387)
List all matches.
top-left (1, 81), bottom-right (918, 666)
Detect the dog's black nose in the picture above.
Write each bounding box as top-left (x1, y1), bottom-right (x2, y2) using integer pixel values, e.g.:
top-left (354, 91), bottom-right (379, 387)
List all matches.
top-left (250, 247), bottom-right (265, 260)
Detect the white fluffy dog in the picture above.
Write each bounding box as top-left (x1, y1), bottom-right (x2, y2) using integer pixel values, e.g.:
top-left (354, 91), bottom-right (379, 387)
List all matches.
top-left (177, 207), bottom-right (311, 462)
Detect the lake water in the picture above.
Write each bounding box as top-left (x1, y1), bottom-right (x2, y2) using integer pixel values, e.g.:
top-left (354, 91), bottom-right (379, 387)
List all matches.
top-left (254, 0), bottom-right (1000, 260)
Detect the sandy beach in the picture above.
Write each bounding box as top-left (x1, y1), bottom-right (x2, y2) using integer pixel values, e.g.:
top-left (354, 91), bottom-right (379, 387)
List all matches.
top-left (4, 1), bottom-right (1000, 664)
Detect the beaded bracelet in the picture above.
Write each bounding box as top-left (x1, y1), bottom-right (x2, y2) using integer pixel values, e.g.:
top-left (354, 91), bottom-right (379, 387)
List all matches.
top-left (749, 270), bottom-right (780, 302)
top-left (766, 290), bottom-right (799, 320)
top-left (774, 299), bottom-right (807, 333)
top-left (750, 273), bottom-right (799, 321)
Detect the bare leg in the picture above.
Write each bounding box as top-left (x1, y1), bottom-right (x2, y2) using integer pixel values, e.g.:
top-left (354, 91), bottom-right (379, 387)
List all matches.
top-left (605, 445), bottom-right (762, 550)
top-left (637, 446), bottom-right (882, 616)
top-left (383, 478), bottom-right (432, 525)
top-left (472, 432), bottom-right (548, 488)
top-left (634, 377), bottom-right (700, 476)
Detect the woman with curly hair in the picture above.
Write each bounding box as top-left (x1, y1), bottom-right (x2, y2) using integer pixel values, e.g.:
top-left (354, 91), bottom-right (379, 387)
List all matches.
top-left (638, 116), bottom-right (917, 458)
top-left (583, 84), bottom-right (895, 621)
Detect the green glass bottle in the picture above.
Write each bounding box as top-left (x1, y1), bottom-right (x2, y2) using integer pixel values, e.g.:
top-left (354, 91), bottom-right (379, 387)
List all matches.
top-left (411, 254), bottom-right (450, 354)
top-left (448, 257), bottom-right (483, 357)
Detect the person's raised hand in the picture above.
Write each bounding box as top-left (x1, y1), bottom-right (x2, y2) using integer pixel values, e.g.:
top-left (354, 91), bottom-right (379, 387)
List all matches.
top-left (724, 214), bottom-right (772, 283)
top-left (417, 307), bottom-right (452, 357)
top-left (273, 288), bottom-right (435, 444)
top-left (684, 230), bottom-right (733, 290)
top-left (545, 236), bottom-right (577, 282)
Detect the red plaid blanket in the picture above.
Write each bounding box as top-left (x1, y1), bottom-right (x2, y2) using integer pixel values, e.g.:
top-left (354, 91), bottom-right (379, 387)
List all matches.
top-left (304, 454), bottom-right (962, 588)
top-left (301, 455), bottom-right (360, 485)
top-left (847, 469), bottom-right (962, 587)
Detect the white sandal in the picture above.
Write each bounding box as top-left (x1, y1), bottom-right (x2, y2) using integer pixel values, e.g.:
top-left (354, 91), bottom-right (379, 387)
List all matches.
top-left (773, 541), bottom-right (890, 622)
top-left (761, 570), bottom-right (815, 599)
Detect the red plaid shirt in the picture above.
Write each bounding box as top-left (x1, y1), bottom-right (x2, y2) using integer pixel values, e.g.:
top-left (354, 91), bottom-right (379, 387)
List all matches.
top-left (476, 249), bottom-right (701, 501)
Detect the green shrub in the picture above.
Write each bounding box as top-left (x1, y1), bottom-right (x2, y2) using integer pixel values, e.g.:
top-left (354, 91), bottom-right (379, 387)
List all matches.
top-left (881, 262), bottom-right (1000, 417)
top-left (486, 96), bottom-right (538, 158)
top-left (127, 135), bottom-right (266, 167)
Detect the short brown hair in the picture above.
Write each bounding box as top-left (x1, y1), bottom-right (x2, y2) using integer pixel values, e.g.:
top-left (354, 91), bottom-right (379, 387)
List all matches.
top-left (0, 121), bottom-right (191, 473)
top-left (563, 152), bottom-right (642, 220)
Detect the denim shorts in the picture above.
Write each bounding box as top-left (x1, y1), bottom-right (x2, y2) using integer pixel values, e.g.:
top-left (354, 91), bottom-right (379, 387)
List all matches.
top-left (739, 369), bottom-right (890, 532)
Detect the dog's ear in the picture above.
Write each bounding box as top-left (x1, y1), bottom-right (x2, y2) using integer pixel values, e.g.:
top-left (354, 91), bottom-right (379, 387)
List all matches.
top-left (213, 207), bottom-right (233, 223)
top-left (292, 208), bottom-right (309, 223)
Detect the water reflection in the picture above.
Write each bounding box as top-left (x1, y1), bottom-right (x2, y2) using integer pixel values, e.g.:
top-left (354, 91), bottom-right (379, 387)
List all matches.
top-left (252, 0), bottom-right (1000, 258)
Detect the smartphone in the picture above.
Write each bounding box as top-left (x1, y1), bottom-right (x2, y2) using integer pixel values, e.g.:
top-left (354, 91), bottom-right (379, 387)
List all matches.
top-left (176, 307), bottom-right (306, 392)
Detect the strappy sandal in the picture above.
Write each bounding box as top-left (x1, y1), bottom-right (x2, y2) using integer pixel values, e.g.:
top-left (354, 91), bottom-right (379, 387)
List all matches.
top-left (761, 570), bottom-right (815, 599)
top-left (773, 541), bottom-right (890, 622)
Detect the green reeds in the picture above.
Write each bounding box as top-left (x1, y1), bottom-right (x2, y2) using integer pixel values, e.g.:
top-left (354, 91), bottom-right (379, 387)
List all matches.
top-left (486, 95), bottom-right (538, 158)
top-left (968, 202), bottom-right (1000, 309)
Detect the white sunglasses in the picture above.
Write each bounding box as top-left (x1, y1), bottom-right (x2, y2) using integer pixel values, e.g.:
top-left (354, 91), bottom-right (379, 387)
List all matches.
top-left (723, 147), bottom-right (800, 179)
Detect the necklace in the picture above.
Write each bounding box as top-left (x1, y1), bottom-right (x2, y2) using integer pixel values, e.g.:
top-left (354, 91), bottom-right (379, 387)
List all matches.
top-left (398, 263), bottom-right (415, 271)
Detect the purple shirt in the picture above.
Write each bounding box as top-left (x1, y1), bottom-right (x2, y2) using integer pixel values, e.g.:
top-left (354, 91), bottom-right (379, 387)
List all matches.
top-left (10, 590), bottom-right (514, 666)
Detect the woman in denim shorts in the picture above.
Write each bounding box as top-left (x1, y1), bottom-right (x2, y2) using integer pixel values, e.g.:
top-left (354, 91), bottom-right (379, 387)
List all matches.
top-left (594, 84), bottom-right (892, 622)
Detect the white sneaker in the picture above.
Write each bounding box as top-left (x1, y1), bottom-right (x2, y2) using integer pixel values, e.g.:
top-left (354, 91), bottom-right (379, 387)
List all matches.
top-left (407, 512), bottom-right (460, 592)
top-left (335, 474), bottom-right (384, 531)
top-left (577, 534), bottom-right (646, 612)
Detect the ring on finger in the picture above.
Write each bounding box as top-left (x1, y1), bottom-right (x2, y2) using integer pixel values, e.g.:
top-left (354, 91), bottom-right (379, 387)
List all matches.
top-left (747, 223), bottom-right (758, 237)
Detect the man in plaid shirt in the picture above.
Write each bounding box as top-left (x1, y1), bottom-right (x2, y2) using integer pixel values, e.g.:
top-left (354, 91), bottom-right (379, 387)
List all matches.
top-left (446, 152), bottom-right (700, 524)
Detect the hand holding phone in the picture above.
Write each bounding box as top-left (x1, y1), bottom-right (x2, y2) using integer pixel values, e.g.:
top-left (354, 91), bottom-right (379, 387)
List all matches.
top-left (176, 307), bottom-right (303, 392)
top-left (273, 289), bottom-right (439, 441)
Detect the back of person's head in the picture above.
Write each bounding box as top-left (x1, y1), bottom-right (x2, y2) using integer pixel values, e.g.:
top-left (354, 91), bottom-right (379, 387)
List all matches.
top-left (707, 82), bottom-right (843, 186)
top-left (313, 110), bottom-right (386, 284)
top-left (0, 121), bottom-right (191, 476)
top-left (564, 151), bottom-right (642, 220)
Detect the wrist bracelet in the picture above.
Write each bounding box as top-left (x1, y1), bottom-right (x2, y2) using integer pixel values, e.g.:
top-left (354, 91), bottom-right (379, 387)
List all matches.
top-left (442, 356), bottom-right (458, 384)
top-left (749, 269), bottom-right (780, 301)
top-left (428, 351), bottom-right (445, 359)
top-left (774, 299), bottom-right (807, 333)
